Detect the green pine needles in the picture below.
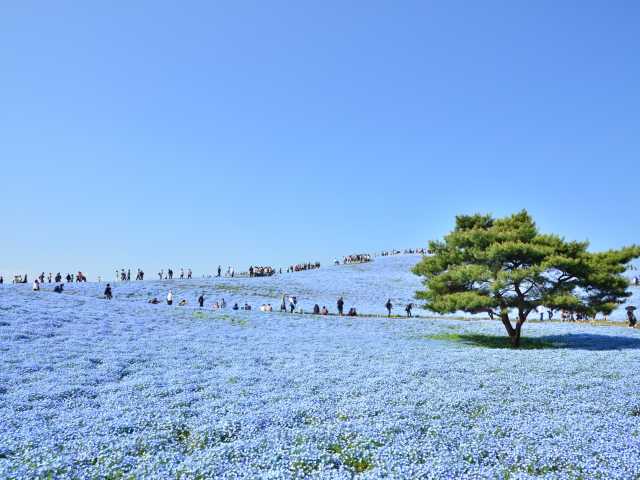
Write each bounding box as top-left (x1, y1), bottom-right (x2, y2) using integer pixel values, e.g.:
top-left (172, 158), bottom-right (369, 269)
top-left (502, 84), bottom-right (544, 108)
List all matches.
top-left (413, 210), bottom-right (640, 347)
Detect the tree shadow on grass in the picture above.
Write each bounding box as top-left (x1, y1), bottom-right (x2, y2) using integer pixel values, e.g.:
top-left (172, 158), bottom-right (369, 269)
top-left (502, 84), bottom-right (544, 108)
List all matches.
top-left (427, 333), bottom-right (640, 351)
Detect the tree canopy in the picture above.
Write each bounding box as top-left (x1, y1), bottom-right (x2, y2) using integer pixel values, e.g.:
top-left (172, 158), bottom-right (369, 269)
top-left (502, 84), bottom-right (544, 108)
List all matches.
top-left (413, 210), bottom-right (640, 347)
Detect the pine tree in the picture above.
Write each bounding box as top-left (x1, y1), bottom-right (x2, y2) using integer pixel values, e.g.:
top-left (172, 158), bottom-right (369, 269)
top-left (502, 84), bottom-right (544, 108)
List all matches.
top-left (413, 210), bottom-right (640, 347)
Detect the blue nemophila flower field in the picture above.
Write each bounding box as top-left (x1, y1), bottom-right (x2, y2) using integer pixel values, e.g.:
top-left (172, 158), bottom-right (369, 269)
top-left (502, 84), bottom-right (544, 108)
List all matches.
top-left (1, 256), bottom-right (640, 479)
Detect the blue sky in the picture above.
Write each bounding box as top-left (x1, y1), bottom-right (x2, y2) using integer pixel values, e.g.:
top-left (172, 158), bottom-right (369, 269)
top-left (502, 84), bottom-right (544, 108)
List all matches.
top-left (1, 1), bottom-right (639, 279)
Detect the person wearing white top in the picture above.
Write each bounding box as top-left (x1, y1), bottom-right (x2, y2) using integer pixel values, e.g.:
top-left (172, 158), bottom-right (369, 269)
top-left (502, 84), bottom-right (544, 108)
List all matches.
top-left (167, 290), bottom-right (173, 305)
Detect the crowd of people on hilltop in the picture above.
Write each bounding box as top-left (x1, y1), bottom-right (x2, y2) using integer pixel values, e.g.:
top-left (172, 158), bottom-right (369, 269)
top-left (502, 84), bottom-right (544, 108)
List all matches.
top-left (155, 268), bottom-right (193, 280)
top-left (380, 248), bottom-right (427, 256)
top-left (249, 266), bottom-right (275, 277)
top-left (2, 246), bottom-right (433, 286)
top-left (288, 262), bottom-right (320, 273)
top-left (30, 271), bottom-right (89, 292)
top-left (5, 272), bottom-right (89, 285)
top-left (342, 254), bottom-right (372, 264)
top-left (116, 269), bottom-right (141, 281)
top-left (7, 274), bottom-right (27, 284)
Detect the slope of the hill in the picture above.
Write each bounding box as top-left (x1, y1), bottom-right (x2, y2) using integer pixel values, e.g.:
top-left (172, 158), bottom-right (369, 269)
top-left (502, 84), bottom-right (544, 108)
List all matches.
top-left (7, 254), bottom-right (637, 320)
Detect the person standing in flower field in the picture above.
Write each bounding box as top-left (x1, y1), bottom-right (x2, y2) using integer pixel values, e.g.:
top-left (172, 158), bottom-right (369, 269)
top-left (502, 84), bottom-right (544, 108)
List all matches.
top-left (405, 303), bottom-right (413, 317)
top-left (287, 295), bottom-right (298, 313)
top-left (385, 299), bottom-right (393, 317)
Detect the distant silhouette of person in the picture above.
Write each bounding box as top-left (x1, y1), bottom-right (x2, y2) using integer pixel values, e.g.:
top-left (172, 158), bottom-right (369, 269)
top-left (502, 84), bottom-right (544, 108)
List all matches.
top-left (405, 303), bottom-right (413, 318)
top-left (280, 294), bottom-right (287, 311)
top-left (198, 294), bottom-right (204, 308)
top-left (289, 296), bottom-right (295, 313)
top-left (104, 284), bottom-right (113, 300)
top-left (167, 290), bottom-right (173, 305)
top-left (337, 297), bottom-right (344, 316)
top-left (385, 299), bottom-right (393, 317)
top-left (313, 304), bottom-right (320, 314)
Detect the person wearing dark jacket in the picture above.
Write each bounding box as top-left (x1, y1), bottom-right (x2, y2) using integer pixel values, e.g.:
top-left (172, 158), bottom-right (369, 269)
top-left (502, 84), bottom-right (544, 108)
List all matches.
top-left (405, 303), bottom-right (413, 318)
top-left (104, 284), bottom-right (113, 300)
top-left (337, 297), bottom-right (344, 316)
top-left (198, 294), bottom-right (204, 308)
top-left (385, 299), bottom-right (393, 317)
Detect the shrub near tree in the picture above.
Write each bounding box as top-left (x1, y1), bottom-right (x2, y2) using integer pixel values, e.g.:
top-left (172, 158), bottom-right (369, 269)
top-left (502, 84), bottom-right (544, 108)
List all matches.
top-left (413, 210), bottom-right (640, 347)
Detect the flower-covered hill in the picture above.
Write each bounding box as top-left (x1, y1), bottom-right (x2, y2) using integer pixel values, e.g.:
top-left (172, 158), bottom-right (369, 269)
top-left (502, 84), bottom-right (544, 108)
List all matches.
top-left (1, 255), bottom-right (640, 478)
top-left (17, 254), bottom-right (639, 320)
top-left (38, 255), bottom-right (427, 317)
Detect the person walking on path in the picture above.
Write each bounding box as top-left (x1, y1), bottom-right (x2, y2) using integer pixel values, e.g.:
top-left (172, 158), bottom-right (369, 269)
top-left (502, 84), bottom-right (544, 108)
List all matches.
top-left (337, 297), bottom-right (344, 316)
top-left (405, 303), bottom-right (413, 318)
top-left (198, 293), bottom-right (204, 308)
top-left (167, 290), bottom-right (173, 306)
top-left (104, 284), bottom-right (113, 300)
top-left (385, 299), bottom-right (393, 317)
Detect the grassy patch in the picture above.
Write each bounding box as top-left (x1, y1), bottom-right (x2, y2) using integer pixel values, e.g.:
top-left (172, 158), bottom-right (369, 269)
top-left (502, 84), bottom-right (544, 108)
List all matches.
top-left (425, 333), bottom-right (556, 350)
top-left (326, 434), bottom-right (377, 474)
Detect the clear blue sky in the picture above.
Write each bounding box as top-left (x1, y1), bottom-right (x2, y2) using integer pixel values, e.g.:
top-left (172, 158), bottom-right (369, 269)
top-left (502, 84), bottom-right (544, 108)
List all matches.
top-left (1, 1), bottom-right (639, 279)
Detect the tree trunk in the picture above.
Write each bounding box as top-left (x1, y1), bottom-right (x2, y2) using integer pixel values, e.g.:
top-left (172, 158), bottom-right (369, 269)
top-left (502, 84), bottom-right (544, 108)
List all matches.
top-left (508, 318), bottom-right (526, 347)
top-left (500, 312), bottom-right (524, 348)
top-left (510, 322), bottom-right (523, 347)
top-left (500, 312), bottom-right (515, 337)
